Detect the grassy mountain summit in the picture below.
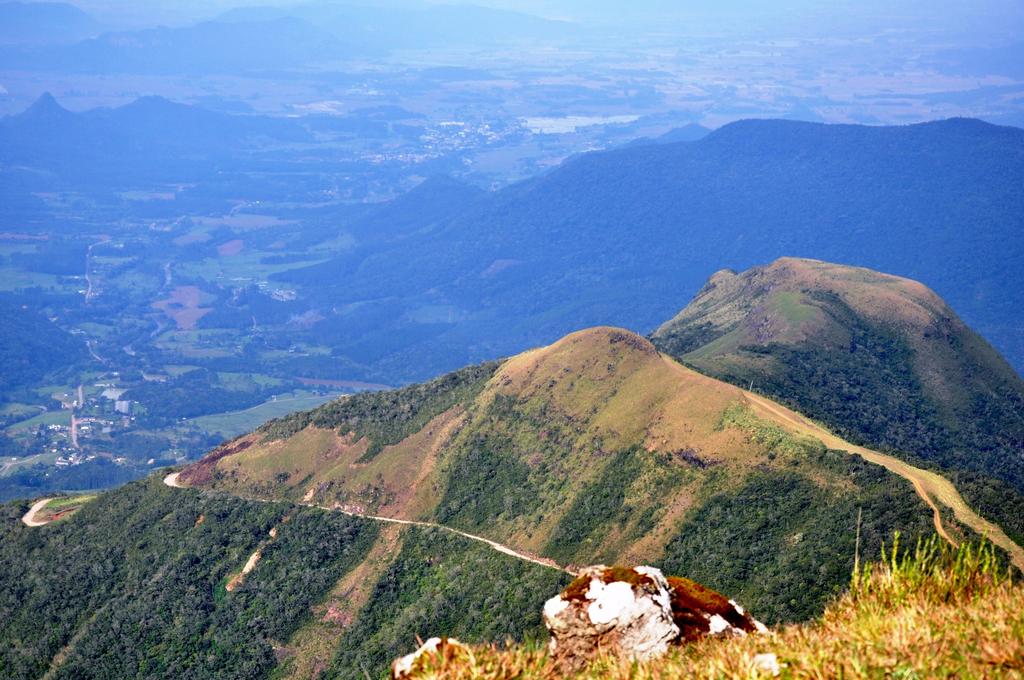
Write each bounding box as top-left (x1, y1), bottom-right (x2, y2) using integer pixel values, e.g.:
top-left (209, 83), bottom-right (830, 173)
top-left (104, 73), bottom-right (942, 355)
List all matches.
top-left (651, 257), bottom-right (1024, 498)
top-left (181, 325), bottom-right (981, 623)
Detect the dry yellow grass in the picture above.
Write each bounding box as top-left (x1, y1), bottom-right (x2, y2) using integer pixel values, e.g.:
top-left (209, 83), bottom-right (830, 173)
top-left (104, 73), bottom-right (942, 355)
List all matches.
top-left (400, 538), bottom-right (1024, 679)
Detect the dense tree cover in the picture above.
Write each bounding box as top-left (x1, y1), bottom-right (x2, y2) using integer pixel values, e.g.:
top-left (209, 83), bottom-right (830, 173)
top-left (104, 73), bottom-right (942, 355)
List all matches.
top-left (435, 427), bottom-right (541, 527)
top-left (544, 448), bottom-right (645, 564)
top-left (9, 240), bottom-right (88, 276)
top-left (951, 470), bottom-right (1024, 547)
top-left (0, 477), bottom-right (380, 679)
top-left (1, 476), bottom-right (573, 680)
top-left (0, 298), bottom-right (87, 393)
top-left (325, 527), bottom-right (570, 679)
top-left (261, 361), bottom-right (498, 462)
top-left (0, 458), bottom-right (144, 502)
top-left (432, 391), bottom-right (584, 532)
top-left (660, 453), bottom-right (934, 624)
top-left (273, 119), bottom-right (1024, 380)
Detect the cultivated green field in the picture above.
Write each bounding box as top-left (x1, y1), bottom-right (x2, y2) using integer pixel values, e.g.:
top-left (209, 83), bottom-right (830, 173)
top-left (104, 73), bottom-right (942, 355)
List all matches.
top-left (187, 390), bottom-right (342, 438)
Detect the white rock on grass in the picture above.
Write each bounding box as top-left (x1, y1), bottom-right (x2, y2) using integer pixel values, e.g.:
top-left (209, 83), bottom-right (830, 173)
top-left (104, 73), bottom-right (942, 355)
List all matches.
top-left (753, 652), bottom-right (782, 676)
top-left (544, 565), bottom-right (680, 669)
top-left (544, 565), bottom-right (768, 670)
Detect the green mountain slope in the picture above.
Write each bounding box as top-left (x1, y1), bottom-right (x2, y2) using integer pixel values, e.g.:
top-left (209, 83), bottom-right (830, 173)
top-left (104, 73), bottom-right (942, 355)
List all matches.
top-left (9, 268), bottom-right (1024, 677)
top-left (650, 258), bottom-right (1024, 500)
top-left (0, 478), bottom-right (566, 680)
top-left (182, 326), bottom-right (953, 624)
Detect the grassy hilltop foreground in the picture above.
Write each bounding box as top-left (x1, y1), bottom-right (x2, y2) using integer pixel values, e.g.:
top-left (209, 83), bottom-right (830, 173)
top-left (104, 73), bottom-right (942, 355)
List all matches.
top-left (396, 538), bottom-right (1024, 679)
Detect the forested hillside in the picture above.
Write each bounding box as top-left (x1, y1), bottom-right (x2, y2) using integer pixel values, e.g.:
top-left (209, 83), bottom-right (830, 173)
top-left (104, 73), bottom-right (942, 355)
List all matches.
top-left (0, 298), bottom-right (87, 393)
top-left (184, 326), bottom-right (946, 624)
top-left (0, 478), bottom-right (566, 679)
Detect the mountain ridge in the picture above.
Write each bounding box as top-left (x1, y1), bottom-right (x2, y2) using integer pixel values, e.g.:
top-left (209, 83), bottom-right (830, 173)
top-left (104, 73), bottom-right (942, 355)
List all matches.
top-left (177, 321), bottom-right (1024, 615)
top-left (7, 260), bottom-right (1024, 678)
top-left (652, 257), bottom-right (1024, 497)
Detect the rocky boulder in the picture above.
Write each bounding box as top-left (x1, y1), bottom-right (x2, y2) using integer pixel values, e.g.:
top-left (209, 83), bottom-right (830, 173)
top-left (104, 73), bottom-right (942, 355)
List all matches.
top-left (544, 565), bottom-right (766, 669)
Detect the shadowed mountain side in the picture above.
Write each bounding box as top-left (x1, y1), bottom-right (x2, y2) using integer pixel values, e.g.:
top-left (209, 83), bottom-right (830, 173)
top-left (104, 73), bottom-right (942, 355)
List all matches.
top-left (272, 117), bottom-right (1024, 382)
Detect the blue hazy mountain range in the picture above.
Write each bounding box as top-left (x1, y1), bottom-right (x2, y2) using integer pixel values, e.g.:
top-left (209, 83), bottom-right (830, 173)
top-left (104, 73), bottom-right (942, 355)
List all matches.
top-left (0, 93), bottom-right (310, 169)
top-left (0, 1), bottom-right (99, 44)
top-left (273, 118), bottom-right (1024, 380)
top-left (3, 94), bottom-right (1021, 379)
top-left (0, 2), bottom-right (573, 74)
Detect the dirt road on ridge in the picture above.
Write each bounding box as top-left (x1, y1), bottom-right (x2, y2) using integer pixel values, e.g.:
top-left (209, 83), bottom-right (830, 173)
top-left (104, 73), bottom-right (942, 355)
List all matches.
top-left (162, 472), bottom-right (573, 575)
top-left (22, 498), bottom-right (54, 527)
top-left (740, 389), bottom-right (1024, 571)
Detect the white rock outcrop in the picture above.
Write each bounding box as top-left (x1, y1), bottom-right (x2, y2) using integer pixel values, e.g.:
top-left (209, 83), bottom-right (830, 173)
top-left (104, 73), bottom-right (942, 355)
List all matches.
top-left (543, 565), bottom-right (680, 669)
top-left (544, 565), bottom-right (767, 670)
top-left (389, 566), bottom-right (769, 676)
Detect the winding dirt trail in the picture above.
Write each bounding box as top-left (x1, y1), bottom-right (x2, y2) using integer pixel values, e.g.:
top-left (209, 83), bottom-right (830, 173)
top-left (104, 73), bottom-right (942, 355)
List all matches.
top-left (740, 389), bottom-right (1024, 571)
top-left (162, 355), bottom-right (1024, 576)
top-left (22, 498), bottom-right (54, 527)
top-left (162, 473), bottom-right (573, 575)
top-left (330, 507), bottom-right (573, 574)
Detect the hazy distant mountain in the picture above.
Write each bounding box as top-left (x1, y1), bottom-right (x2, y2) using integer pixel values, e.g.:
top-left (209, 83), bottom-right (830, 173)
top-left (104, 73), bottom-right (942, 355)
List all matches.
top-left (0, 93), bottom-right (311, 171)
top-left (0, 2), bottom-right (99, 44)
top-left (277, 118), bottom-right (1024, 382)
top-left (0, 16), bottom-right (349, 74)
top-left (218, 2), bottom-right (575, 46)
top-left (628, 124), bottom-right (713, 147)
top-left (0, 3), bottom-right (572, 75)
